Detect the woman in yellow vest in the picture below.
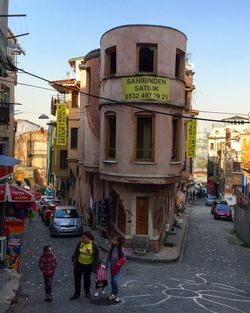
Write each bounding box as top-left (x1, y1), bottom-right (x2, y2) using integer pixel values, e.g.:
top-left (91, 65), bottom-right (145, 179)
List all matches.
top-left (70, 231), bottom-right (99, 299)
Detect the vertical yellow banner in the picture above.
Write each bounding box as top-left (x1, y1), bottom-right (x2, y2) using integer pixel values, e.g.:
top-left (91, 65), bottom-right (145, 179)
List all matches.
top-left (56, 103), bottom-right (67, 146)
top-left (186, 119), bottom-right (197, 158)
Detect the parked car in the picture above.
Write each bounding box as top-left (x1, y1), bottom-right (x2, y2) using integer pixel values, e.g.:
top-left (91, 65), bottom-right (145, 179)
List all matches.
top-left (206, 194), bottom-right (217, 206)
top-left (211, 200), bottom-right (228, 215)
top-left (38, 196), bottom-right (54, 216)
top-left (214, 203), bottom-right (232, 220)
top-left (44, 202), bottom-right (64, 226)
top-left (40, 198), bottom-right (62, 222)
top-left (50, 206), bottom-right (83, 236)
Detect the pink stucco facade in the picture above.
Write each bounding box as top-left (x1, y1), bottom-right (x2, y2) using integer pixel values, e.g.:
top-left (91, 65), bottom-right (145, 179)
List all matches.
top-left (78, 25), bottom-right (194, 252)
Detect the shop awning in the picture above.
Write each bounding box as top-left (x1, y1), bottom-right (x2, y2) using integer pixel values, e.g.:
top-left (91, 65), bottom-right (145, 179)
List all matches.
top-left (176, 191), bottom-right (186, 206)
top-left (0, 183), bottom-right (35, 202)
top-left (0, 155), bottom-right (21, 166)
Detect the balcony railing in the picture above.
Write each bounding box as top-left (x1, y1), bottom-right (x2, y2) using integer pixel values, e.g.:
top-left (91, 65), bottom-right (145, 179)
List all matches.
top-left (0, 101), bottom-right (10, 124)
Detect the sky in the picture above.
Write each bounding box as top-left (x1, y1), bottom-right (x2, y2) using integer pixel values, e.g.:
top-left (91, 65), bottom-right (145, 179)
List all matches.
top-left (8, 0), bottom-right (250, 129)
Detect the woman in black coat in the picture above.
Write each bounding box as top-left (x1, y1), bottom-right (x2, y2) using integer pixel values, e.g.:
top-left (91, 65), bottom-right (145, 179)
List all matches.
top-left (70, 231), bottom-right (99, 299)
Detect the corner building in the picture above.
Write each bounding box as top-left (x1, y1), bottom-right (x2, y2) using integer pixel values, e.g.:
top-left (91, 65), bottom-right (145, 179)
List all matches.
top-left (80, 25), bottom-right (194, 252)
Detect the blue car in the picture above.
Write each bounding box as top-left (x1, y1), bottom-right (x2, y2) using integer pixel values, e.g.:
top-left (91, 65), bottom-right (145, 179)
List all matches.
top-left (206, 194), bottom-right (217, 206)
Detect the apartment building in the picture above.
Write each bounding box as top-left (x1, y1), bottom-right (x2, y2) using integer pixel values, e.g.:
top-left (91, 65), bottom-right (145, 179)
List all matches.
top-left (77, 25), bottom-right (195, 251)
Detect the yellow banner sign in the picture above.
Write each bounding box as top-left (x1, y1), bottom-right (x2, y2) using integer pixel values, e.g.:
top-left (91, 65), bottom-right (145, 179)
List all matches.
top-left (56, 103), bottom-right (67, 146)
top-left (122, 76), bottom-right (170, 101)
top-left (187, 119), bottom-right (197, 158)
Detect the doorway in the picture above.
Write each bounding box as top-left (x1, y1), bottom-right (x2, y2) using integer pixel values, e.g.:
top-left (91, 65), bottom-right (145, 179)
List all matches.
top-left (136, 197), bottom-right (149, 235)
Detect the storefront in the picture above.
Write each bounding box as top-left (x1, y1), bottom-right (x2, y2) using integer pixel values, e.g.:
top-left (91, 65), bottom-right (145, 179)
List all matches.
top-left (0, 182), bottom-right (40, 272)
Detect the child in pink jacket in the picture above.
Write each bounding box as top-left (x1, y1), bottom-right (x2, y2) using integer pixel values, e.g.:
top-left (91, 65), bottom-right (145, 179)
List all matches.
top-left (94, 259), bottom-right (108, 297)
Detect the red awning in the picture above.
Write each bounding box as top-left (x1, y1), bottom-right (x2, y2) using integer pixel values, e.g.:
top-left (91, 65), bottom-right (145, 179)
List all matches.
top-left (0, 183), bottom-right (35, 202)
top-left (32, 191), bottom-right (41, 200)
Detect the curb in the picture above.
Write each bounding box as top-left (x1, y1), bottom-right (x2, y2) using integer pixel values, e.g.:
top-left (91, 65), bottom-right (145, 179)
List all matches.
top-left (178, 210), bottom-right (191, 263)
top-left (97, 211), bottom-right (190, 264)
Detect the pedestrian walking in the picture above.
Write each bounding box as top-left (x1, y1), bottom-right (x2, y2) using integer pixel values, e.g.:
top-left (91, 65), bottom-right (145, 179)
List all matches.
top-left (70, 231), bottom-right (99, 300)
top-left (94, 259), bottom-right (108, 297)
top-left (27, 207), bottom-right (35, 222)
top-left (38, 245), bottom-right (57, 302)
top-left (106, 236), bottom-right (126, 303)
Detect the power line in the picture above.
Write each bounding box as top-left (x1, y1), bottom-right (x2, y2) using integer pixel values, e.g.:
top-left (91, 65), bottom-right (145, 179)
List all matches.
top-left (198, 109), bottom-right (249, 117)
top-left (2, 74), bottom-right (248, 118)
top-left (1, 76), bottom-right (249, 118)
top-left (9, 64), bottom-right (250, 124)
top-left (0, 78), bottom-right (55, 91)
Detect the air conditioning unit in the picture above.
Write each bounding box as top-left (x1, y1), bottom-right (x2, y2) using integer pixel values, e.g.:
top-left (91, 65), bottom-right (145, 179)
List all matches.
top-left (0, 236), bottom-right (7, 261)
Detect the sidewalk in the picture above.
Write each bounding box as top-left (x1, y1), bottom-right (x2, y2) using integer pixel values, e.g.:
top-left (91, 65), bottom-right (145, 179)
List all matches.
top-left (87, 209), bottom-right (191, 264)
top-left (0, 268), bottom-right (22, 313)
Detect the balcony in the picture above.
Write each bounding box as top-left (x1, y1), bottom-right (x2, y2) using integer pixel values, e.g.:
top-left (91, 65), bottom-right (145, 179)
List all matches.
top-left (0, 102), bottom-right (10, 124)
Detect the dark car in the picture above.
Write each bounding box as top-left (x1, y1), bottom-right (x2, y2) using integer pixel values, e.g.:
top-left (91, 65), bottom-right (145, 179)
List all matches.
top-left (40, 199), bottom-right (63, 223)
top-left (45, 202), bottom-right (64, 225)
top-left (211, 200), bottom-right (228, 215)
top-left (214, 203), bottom-right (232, 220)
top-left (206, 194), bottom-right (217, 206)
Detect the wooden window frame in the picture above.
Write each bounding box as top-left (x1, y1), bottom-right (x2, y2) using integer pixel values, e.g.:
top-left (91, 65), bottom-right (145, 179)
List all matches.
top-left (134, 112), bottom-right (155, 162)
top-left (105, 46), bottom-right (117, 76)
top-left (87, 67), bottom-right (91, 104)
top-left (171, 118), bottom-right (179, 161)
top-left (105, 112), bottom-right (116, 160)
top-left (59, 150), bottom-right (68, 169)
top-left (71, 91), bottom-right (79, 108)
top-left (70, 127), bottom-right (78, 149)
top-left (175, 49), bottom-right (185, 80)
top-left (137, 43), bottom-right (157, 74)
top-left (136, 196), bottom-right (149, 235)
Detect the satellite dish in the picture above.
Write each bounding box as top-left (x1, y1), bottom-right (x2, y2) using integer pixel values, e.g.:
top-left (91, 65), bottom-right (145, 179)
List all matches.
top-left (66, 71), bottom-right (73, 79)
top-left (186, 62), bottom-right (194, 70)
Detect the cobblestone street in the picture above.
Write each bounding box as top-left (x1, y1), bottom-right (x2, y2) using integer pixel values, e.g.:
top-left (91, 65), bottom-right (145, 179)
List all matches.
top-left (17, 201), bottom-right (250, 313)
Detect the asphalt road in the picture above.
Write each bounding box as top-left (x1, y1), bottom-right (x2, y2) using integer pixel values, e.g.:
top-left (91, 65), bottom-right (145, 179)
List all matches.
top-left (19, 201), bottom-right (250, 313)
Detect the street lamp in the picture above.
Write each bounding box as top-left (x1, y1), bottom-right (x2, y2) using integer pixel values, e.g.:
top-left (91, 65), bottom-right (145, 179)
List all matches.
top-left (38, 114), bottom-right (49, 119)
top-left (14, 111), bottom-right (50, 119)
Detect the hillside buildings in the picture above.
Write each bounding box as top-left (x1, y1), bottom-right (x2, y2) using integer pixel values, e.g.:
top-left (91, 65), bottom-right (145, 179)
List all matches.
top-left (207, 116), bottom-right (250, 203)
top-left (14, 123), bottom-right (48, 188)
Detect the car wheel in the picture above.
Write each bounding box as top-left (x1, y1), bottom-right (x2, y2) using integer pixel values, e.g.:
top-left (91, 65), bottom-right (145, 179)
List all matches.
top-left (214, 215), bottom-right (217, 219)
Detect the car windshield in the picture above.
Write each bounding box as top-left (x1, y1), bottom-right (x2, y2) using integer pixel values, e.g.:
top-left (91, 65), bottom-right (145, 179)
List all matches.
top-left (218, 201), bottom-right (227, 204)
top-left (46, 199), bottom-right (55, 204)
top-left (217, 204), bottom-right (230, 211)
top-left (54, 208), bottom-right (79, 218)
top-left (208, 196), bottom-right (215, 200)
